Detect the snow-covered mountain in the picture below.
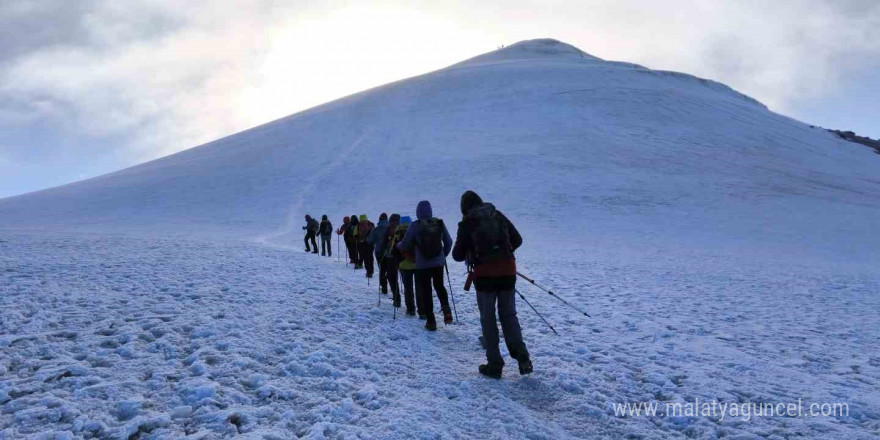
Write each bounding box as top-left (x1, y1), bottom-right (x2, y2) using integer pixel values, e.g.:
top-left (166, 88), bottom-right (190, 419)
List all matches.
top-left (2, 39), bottom-right (879, 439)
top-left (2, 38), bottom-right (877, 264)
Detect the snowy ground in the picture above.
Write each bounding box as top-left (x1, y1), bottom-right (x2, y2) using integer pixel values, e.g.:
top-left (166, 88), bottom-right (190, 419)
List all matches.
top-left (2, 231), bottom-right (878, 439)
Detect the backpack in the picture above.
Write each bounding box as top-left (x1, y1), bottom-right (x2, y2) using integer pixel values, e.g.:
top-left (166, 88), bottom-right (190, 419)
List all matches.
top-left (308, 219), bottom-right (320, 233)
top-left (358, 221), bottom-right (373, 242)
top-left (382, 227), bottom-right (395, 259)
top-left (465, 204), bottom-right (512, 264)
top-left (416, 218), bottom-right (444, 259)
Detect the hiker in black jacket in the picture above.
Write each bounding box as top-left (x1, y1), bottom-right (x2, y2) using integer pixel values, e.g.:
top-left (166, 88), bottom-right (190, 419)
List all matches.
top-left (452, 190), bottom-right (531, 379)
top-left (303, 215), bottom-right (319, 254)
top-left (347, 215), bottom-right (361, 268)
top-left (319, 215), bottom-right (333, 257)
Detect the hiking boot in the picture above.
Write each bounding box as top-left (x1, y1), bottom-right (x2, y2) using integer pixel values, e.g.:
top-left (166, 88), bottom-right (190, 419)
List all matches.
top-left (381, 287), bottom-right (388, 295)
top-left (418, 313), bottom-right (426, 320)
top-left (517, 358), bottom-right (533, 375)
top-left (312, 250), bottom-right (318, 254)
top-left (321, 252), bottom-right (326, 256)
top-left (305, 248), bottom-right (310, 252)
top-left (366, 273), bottom-right (373, 278)
top-left (406, 308), bottom-right (415, 316)
top-left (354, 264), bottom-right (363, 269)
top-left (478, 364), bottom-right (503, 379)
top-left (443, 312), bottom-right (453, 325)
top-left (425, 319), bottom-right (437, 331)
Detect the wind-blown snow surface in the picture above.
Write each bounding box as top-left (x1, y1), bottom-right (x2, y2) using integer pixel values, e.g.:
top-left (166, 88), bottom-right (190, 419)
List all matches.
top-left (1, 39), bottom-right (879, 439)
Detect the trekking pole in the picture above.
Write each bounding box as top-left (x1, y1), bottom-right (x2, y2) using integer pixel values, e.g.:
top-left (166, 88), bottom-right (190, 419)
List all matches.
top-left (444, 261), bottom-right (459, 323)
top-left (337, 235), bottom-right (340, 263)
top-left (515, 288), bottom-right (558, 336)
top-left (516, 271), bottom-right (591, 318)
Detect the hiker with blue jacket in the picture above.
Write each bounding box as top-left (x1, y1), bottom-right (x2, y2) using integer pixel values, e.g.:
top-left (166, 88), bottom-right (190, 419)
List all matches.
top-left (452, 190), bottom-right (532, 379)
top-left (397, 200), bottom-right (454, 331)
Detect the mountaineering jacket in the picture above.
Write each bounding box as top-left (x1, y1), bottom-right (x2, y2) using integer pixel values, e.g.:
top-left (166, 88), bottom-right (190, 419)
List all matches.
top-left (319, 219), bottom-right (333, 237)
top-left (396, 201), bottom-right (452, 270)
top-left (347, 216), bottom-right (359, 242)
top-left (356, 215), bottom-right (374, 243)
top-left (306, 217), bottom-right (320, 234)
top-left (337, 217), bottom-right (350, 235)
top-left (452, 191), bottom-right (522, 292)
top-left (390, 222), bottom-right (416, 271)
top-left (366, 218), bottom-right (390, 256)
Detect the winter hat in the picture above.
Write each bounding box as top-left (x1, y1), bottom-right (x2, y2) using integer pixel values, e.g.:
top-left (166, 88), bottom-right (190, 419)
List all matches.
top-left (379, 213), bottom-right (388, 221)
top-left (416, 200), bottom-right (433, 220)
top-left (343, 216), bottom-right (350, 223)
top-left (350, 215), bottom-right (359, 226)
top-left (322, 214), bottom-right (328, 221)
top-left (389, 213), bottom-right (400, 224)
top-left (461, 190), bottom-right (483, 215)
top-left (359, 214), bottom-right (368, 221)
top-left (400, 216), bottom-right (412, 225)
top-left (305, 215), bottom-right (311, 220)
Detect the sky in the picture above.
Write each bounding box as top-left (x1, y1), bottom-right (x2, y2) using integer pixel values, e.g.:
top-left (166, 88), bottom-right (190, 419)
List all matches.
top-left (1, 0), bottom-right (878, 198)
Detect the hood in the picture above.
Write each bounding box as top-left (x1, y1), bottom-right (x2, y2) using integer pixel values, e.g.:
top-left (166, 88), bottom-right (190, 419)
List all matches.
top-left (350, 216), bottom-right (359, 226)
top-left (400, 216), bottom-right (412, 225)
top-left (376, 218), bottom-right (388, 227)
top-left (461, 190), bottom-right (484, 215)
top-left (416, 200), bottom-right (432, 220)
top-left (389, 213), bottom-right (400, 225)
top-left (321, 215), bottom-right (328, 221)
top-left (305, 215), bottom-right (311, 221)
top-left (359, 214), bottom-right (368, 222)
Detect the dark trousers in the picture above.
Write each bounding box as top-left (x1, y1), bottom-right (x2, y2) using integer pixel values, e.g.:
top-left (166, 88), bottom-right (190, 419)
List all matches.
top-left (320, 235), bottom-right (331, 256)
top-left (304, 231), bottom-right (317, 252)
top-left (380, 257), bottom-right (400, 304)
top-left (476, 288), bottom-right (528, 366)
top-left (345, 237), bottom-right (356, 263)
top-left (358, 241), bottom-right (374, 275)
top-left (400, 269), bottom-right (416, 313)
top-left (415, 266), bottom-right (450, 323)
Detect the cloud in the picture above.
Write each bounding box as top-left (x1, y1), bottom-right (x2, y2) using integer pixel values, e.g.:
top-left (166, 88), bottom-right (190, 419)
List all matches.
top-left (0, 0), bottom-right (878, 186)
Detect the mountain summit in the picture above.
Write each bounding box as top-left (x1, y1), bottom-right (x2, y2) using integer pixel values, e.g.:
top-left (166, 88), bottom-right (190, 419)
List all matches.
top-left (453, 38), bottom-right (600, 66)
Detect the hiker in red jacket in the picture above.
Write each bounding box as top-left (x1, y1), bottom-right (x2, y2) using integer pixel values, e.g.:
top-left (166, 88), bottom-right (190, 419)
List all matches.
top-left (337, 216), bottom-right (355, 264)
top-left (452, 190), bottom-right (531, 379)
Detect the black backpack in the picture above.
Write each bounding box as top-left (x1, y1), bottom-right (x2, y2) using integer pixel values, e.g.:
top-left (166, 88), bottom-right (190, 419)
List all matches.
top-left (466, 204), bottom-right (512, 264)
top-left (417, 218), bottom-right (444, 259)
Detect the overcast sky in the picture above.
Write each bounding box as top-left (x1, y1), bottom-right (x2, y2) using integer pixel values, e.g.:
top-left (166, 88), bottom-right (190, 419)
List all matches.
top-left (1, 0), bottom-right (878, 198)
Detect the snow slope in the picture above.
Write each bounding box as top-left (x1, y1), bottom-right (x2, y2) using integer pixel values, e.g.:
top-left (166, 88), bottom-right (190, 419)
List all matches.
top-left (1, 39), bottom-right (879, 439)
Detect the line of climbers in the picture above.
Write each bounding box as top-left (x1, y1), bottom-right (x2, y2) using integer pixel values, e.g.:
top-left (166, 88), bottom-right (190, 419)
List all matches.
top-left (302, 190), bottom-right (533, 379)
